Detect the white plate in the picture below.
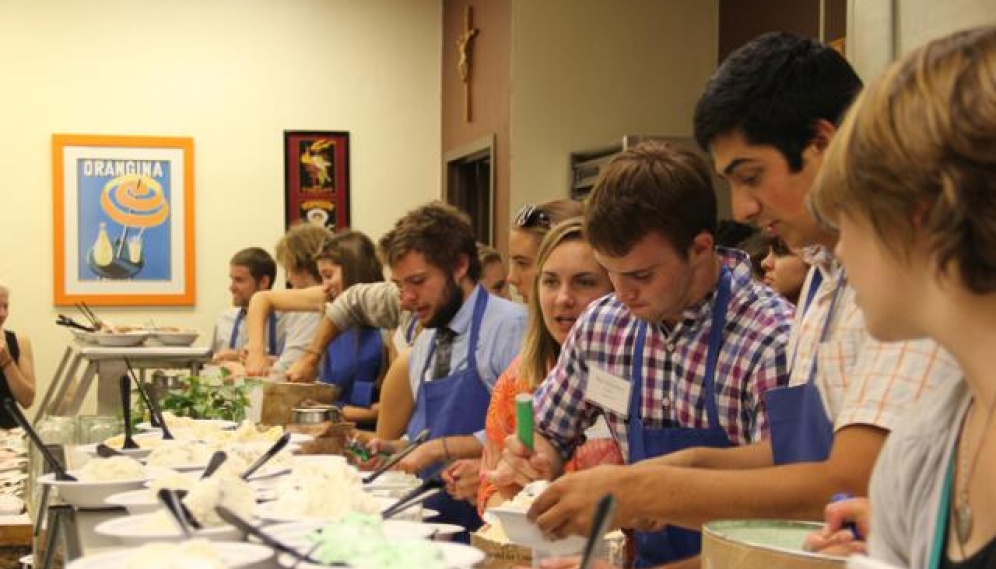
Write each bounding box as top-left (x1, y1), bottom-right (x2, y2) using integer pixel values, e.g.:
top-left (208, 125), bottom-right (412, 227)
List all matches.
top-left (93, 331), bottom-right (150, 347)
top-left (67, 541), bottom-right (274, 569)
top-left (104, 488), bottom-right (160, 516)
top-left (94, 512), bottom-right (243, 544)
top-left (423, 522), bottom-right (466, 540)
top-left (487, 506), bottom-right (586, 555)
top-left (79, 443), bottom-right (153, 461)
top-left (39, 472), bottom-right (148, 510)
top-left (276, 540), bottom-right (484, 569)
top-left (137, 418), bottom-right (238, 432)
top-left (265, 519), bottom-right (438, 543)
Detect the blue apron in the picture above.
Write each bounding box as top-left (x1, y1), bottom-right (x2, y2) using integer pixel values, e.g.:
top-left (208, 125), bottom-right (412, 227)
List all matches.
top-left (766, 270), bottom-right (843, 465)
top-left (627, 266), bottom-right (732, 567)
top-left (320, 327), bottom-right (383, 408)
top-left (230, 310), bottom-right (279, 355)
top-left (406, 288), bottom-right (491, 540)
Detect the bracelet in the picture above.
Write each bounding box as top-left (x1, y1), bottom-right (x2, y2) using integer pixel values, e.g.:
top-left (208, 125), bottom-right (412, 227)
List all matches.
top-left (304, 348), bottom-right (322, 357)
top-left (440, 437), bottom-right (451, 461)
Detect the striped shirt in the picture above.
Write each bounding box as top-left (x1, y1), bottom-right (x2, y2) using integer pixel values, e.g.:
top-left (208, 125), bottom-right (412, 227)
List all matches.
top-left (791, 249), bottom-right (960, 431)
top-left (535, 249), bottom-right (794, 461)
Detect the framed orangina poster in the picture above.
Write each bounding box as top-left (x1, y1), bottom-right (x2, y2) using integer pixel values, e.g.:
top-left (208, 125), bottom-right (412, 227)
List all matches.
top-left (52, 134), bottom-right (195, 306)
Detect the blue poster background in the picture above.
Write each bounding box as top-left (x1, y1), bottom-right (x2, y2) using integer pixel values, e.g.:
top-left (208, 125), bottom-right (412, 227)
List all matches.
top-left (75, 159), bottom-right (173, 281)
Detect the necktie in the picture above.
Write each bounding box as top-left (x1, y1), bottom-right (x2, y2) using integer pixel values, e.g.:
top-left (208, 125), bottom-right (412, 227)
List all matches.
top-left (432, 328), bottom-right (456, 380)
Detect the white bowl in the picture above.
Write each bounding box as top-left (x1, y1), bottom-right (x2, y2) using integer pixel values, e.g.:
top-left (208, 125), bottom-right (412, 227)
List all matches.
top-left (94, 511), bottom-right (244, 544)
top-left (152, 330), bottom-right (200, 346)
top-left (67, 541), bottom-right (274, 569)
top-left (104, 488), bottom-right (161, 515)
top-left (422, 522), bottom-right (466, 541)
top-left (93, 331), bottom-right (150, 347)
top-left (487, 506), bottom-right (586, 555)
top-left (39, 472), bottom-right (148, 510)
top-left (70, 329), bottom-right (99, 344)
top-left (275, 540), bottom-right (485, 569)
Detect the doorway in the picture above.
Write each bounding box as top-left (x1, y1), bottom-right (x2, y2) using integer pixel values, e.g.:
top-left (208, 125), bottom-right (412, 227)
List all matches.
top-left (444, 135), bottom-right (494, 245)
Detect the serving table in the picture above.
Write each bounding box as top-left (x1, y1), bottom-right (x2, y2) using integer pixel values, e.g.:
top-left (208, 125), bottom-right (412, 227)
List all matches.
top-left (35, 344), bottom-right (212, 421)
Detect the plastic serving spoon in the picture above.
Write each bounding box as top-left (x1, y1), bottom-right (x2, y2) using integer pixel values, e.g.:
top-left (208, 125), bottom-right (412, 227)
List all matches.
top-left (201, 451), bottom-right (228, 480)
top-left (578, 494), bottom-right (618, 569)
top-left (2, 399), bottom-right (76, 481)
top-left (362, 428), bottom-right (431, 485)
top-left (240, 433), bottom-right (291, 480)
top-left (380, 476), bottom-right (444, 520)
top-left (215, 506), bottom-right (339, 565)
top-left (119, 375), bottom-right (140, 449)
top-left (124, 359), bottom-right (170, 434)
top-left (157, 488), bottom-right (194, 536)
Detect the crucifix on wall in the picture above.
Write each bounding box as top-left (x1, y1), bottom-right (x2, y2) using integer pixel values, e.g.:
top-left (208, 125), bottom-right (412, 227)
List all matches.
top-left (456, 5), bottom-right (479, 122)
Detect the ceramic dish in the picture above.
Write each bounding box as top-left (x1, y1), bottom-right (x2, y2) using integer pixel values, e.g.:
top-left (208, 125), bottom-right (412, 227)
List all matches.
top-left (93, 331), bottom-right (150, 347)
top-left (103, 488), bottom-right (162, 515)
top-left (486, 506), bottom-right (586, 555)
top-left (38, 472), bottom-right (148, 510)
top-left (94, 511), bottom-right (243, 545)
top-left (66, 541), bottom-right (274, 569)
top-left (275, 540), bottom-right (485, 569)
top-left (151, 330), bottom-right (200, 346)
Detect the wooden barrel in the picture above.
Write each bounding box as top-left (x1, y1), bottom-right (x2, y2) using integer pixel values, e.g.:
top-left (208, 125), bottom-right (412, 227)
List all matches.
top-left (702, 520), bottom-right (846, 569)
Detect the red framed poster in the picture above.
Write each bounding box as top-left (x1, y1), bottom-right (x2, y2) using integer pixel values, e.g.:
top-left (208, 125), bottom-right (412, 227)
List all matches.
top-left (283, 130), bottom-right (350, 231)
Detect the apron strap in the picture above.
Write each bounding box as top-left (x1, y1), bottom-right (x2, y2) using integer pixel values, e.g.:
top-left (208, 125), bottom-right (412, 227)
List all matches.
top-left (702, 266), bottom-right (732, 430)
top-left (627, 323), bottom-right (650, 460)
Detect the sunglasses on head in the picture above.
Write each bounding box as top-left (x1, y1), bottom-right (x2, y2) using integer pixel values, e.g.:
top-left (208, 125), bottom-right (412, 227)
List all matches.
top-left (513, 204), bottom-right (552, 229)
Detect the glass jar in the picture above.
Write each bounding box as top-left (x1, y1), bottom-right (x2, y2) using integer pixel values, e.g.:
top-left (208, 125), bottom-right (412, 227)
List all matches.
top-left (75, 415), bottom-right (122, 445)
top-left (25, 415), bottom-right (76, 519)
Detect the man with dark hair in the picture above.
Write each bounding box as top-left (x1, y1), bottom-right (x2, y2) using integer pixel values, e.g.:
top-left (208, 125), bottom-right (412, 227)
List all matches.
top-left (379, 201), bottom-right (526, 537)
top-left (211, 247), bottom-right (283, 363)
top-left (491, 141), bottom-right (794, 566)
top-left (509, 33), bottom-right (956, 568)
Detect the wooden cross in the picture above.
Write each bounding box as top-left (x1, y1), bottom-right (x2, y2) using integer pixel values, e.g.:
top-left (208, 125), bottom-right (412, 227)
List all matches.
top-left (457, 5), bottom-right (479, 122)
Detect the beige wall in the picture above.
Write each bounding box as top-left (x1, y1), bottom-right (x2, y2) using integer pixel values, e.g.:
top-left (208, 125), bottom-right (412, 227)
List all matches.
top-left (509, 0), bottom-right (719, 210)
top-left (0, 0), bottom-right (441, 413)
top-left (848, 0), bottom-right (996, 82)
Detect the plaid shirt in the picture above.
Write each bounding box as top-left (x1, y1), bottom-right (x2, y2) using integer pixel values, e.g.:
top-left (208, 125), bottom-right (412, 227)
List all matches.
top-left (792, 249), bottom-right (960, 431)
top-left (535, 249), bottom-right (794, 461)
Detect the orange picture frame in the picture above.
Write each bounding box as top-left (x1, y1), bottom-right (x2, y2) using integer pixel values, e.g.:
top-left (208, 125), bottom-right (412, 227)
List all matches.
top-left (52, 134), bottom-right (195, 306)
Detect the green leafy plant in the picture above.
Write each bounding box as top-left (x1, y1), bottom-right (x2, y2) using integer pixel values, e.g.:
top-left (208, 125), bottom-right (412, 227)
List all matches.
top-left (161, 374), bottom-right (250, 421)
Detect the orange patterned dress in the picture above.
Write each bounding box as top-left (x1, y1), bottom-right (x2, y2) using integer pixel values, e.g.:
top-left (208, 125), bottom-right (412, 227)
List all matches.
top-left (478, 356), bottom-right (623, 513)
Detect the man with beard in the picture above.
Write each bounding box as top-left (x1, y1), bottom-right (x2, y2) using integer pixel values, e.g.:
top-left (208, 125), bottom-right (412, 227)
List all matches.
top-left (377, 201), bottom-right (526, 536)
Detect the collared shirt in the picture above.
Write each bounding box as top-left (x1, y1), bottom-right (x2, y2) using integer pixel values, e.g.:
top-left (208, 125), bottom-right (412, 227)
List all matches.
top-left (210, 307), bottom-right (319, 374)
top-left (408, 285), bottom-right (527, 395)
top-left (789, 249), bottom-right (960, 431)
top-left (535, 249), bottom-right (794, 461)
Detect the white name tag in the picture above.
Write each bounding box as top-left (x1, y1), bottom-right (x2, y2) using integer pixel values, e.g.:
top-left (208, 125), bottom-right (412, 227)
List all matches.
top-left (585, 366), bottom-right (632, 418)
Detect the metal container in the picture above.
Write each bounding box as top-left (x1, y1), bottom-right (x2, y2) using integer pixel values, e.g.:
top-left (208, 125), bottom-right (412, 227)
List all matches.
top-left (292, 405), bottom-right (341, 425)
top-left (702, 520), bottom-right (845, 569)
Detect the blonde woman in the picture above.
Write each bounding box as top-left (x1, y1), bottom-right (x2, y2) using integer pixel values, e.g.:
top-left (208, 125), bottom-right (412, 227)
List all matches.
top-left (808, 27), bottom-right (996, 568)
top-left (478, 219), bottom-right (620, 510)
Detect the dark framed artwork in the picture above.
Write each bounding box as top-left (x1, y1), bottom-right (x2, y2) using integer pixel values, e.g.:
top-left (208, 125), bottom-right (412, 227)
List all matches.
top-left (283, 130), bottom-right (350, 231)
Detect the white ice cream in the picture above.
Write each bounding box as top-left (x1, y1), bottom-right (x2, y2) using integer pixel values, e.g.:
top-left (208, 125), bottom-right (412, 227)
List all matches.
top-left (77, 456), bottom-right (146, 482)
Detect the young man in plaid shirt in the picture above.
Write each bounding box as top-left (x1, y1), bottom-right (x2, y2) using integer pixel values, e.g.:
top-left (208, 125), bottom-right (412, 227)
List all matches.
top-left (488, 140), bottom-right (795, 567)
